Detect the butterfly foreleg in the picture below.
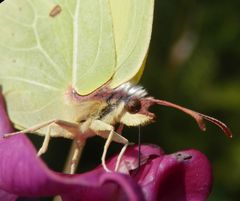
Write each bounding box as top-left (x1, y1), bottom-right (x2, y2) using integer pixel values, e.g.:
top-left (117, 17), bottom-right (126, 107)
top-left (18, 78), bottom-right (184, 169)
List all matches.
top-left (3, 119), bottom-right (59, 138)
top-left (114, 143), bottom-right (129, 172)
top-left (37, 120), bottom-right (79, 156)
top-left (37, 125), bottom-right (51, 156)
top-left (3, 119), bottom-right (80, 138)
top-left (3, 119), bottom-right (82, 157)
top-left (89, 120), bottom-right (129, 172)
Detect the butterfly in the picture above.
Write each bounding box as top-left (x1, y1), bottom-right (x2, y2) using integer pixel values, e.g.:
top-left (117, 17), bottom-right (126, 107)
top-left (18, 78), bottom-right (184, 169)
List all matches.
top-left (0, 0), bottom-right (232, 173)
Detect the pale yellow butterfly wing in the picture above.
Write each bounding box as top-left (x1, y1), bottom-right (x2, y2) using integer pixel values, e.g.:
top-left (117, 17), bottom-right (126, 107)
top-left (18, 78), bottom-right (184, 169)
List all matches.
top-left (0, 0), bottom-right (154, 136)
top-left (0, 0), bottom-right (115, 135)
top-left (109, 0), bottom-right (154, 87)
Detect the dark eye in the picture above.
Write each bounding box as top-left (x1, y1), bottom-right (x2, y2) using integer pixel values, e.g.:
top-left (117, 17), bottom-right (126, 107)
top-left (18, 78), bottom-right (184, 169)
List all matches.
top-left (126, 98), bottom-right (141, 114)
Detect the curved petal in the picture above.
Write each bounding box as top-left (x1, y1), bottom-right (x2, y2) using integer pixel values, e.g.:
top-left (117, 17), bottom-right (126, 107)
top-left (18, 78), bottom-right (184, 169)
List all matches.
top-left (101, 145), bottom-right (212, 201)
top-left (0, 89), bottom-right (13, 134)
top-left (129, 149), bottom-right (212, 201)
top-left (154, 150), bottom-right (212, 201)
top-left (0, 190), bottom-right (17, 201)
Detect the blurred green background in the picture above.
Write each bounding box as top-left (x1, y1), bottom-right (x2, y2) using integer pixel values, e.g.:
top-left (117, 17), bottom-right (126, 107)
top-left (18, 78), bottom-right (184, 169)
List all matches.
top-left (144, 1), bottom-right (240, 200)
top-left (30, 1), bottom-right (240, 200)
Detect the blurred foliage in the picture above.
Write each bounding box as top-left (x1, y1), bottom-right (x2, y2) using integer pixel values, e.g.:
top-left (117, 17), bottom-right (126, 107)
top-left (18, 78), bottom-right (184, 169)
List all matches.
top-left (30, 1), bottom-right (240, 200)
top-left (142, 0), bottom-right (240, 200)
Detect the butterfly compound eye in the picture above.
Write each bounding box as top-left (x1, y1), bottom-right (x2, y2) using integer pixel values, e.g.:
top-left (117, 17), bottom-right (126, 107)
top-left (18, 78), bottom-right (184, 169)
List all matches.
top-left (126, 98), bottom-right (141, 114)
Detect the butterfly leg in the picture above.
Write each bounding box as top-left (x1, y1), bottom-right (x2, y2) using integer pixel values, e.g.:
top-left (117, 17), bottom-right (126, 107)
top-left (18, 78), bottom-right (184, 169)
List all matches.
top-left (90, 120), bottom-right (129, 172)
top-left (3, 119), bottom-right (58, 138)
top-left (3, 119), bottom-right (82, 159)
top-left (37, 125), bottom-right (52, 156)
top-left (101, 129), bottom-right (115, 172)
top-left (114, 143), bottom-right (128, 171)
top-left (103, 131), bottom-right (129, 172)
top-left (3, 119), bottom-right (80, 138)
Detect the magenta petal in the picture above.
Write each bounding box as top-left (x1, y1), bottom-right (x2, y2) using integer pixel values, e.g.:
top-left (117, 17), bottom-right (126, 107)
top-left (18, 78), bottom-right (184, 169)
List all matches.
top-left (0, 90), bottom-right (13, 134)
top-left (0, 133), bottom-right (145, 201)
top-left (0, 132), bottom-right (146, 201)
top-left (154, 150), bottom-right (212, 201)
top-left (0, 190), bottom-right (17, 201)
top-left (0, 91), bottom-right (18, 201)
top-left (105, 145), bottom-right (212, 201)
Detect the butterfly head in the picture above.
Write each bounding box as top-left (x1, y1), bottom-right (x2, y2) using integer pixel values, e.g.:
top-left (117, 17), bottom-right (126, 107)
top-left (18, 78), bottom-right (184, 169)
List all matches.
top-left (102, 82), bottom-right (232, 138)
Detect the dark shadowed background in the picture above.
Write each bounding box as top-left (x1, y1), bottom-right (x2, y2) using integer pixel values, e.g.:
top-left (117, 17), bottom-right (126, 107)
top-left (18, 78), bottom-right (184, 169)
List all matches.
top-left (28, 1), bottom-right (240, 200)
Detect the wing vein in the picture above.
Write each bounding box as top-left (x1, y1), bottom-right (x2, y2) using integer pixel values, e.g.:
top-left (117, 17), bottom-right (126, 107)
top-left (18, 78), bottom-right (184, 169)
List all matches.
top-left (15, 97), bottom-right (59, 114)
top-left (0, 43), bottom-right (37, 51)
top-left (0, 76), bottom-right (60, 91)
top-left (33, 27), bottom-right (66, 81)
top-left (72, 0), bottom-right (81, 86)
top-left (26, 0), bottom-right (66, 81)
top-left (4, 15), bottom-right (33, 27)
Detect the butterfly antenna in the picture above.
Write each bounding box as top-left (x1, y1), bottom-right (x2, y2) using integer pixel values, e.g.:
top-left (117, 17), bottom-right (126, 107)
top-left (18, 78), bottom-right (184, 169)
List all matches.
top-left (151, 99), bottom-right (232, 138)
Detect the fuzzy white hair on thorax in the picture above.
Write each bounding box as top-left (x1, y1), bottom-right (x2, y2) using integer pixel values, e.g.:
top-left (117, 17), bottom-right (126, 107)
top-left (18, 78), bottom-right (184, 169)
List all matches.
top-left (115, 82), bottom-right (148, 98)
